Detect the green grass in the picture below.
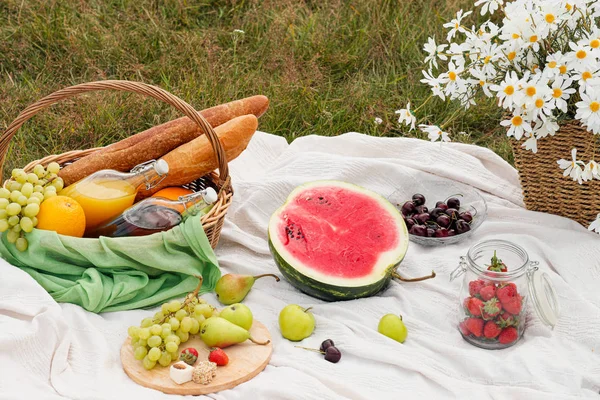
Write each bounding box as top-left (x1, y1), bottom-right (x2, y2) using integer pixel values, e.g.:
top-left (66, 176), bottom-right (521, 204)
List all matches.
top-left (0, 0), bottom-right (510, 176)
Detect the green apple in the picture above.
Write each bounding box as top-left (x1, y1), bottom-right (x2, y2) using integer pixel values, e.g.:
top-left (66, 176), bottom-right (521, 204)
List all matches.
top-left (278, 304), bottom-right (315, 341)
top-left (378, 314), bottom-right (407, 343)
top-left (219, 303), bottom-right (254, 331)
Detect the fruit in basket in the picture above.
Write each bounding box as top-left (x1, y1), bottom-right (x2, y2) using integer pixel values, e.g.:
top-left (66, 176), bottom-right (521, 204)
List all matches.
top-left (152, 187), bottom-right (194, 201)
top-left (378, 314), bottom-right (408, 343)
top-left (214, 273), bottom-right (280, 305)
top-left (200, 317), bottom-right (270, 348)
top-left (36, 196), bottom-right (86, 237)
top-left (279, 304), bottom-right (315, 341)
top-left (219, 303), bottom-right (253, 330)
top-left (269, 181), bottom-right (417, 301)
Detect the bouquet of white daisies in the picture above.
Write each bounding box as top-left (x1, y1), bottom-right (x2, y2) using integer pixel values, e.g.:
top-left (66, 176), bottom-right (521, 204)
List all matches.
top-left (395, 0), bottom-right (600, 231)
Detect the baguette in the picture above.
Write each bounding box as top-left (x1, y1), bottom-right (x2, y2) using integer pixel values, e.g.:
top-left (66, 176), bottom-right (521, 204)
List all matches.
top-left (137, 114), bottom-right (258, 199)
top-left (58, 95), bottom-right (269, 186)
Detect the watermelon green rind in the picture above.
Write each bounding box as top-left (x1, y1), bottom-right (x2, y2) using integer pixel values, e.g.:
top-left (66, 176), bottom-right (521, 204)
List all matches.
top-left (268, 180), bottom-right (408, 301)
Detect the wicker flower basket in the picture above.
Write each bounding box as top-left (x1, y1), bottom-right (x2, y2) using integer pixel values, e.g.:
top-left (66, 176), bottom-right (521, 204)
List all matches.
top-left (512, 120), bottom-right (599, 227)
top-left (0, 80), bottom-right (233, 248)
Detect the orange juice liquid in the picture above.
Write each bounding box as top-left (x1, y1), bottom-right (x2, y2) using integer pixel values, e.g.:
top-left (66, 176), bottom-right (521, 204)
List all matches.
top-left (61, 179), bottom-right (137, 229)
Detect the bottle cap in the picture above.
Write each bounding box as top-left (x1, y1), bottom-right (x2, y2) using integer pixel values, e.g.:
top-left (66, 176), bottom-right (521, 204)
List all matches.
top-left (204, 187), bottom-right (218, 204)
top-left (154, 159), bottom-right (169, 176)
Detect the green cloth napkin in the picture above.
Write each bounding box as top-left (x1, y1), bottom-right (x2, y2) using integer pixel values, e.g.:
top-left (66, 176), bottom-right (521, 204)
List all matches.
top-left (0, 215), bottom-right (221, 313)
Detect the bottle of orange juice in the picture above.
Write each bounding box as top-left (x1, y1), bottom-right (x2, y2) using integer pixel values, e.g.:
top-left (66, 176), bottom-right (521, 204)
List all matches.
top-left (60, 160), bottom-right (169, 232)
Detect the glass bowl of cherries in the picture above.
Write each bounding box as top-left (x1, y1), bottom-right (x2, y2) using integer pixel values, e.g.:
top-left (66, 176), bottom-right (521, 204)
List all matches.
top-left (388, 181), bottom-right (487, 246)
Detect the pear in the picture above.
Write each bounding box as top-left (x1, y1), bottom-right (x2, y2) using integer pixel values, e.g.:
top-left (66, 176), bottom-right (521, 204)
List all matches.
top-left (215, 273), bottom-right (280, 305)
top-left (200, 317), bottom-right (270, 348)
top-left (219, 303), bottom-right (254, 331)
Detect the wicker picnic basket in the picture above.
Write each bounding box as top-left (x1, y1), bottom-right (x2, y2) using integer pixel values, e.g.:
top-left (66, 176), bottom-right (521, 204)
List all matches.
top-left (512, 119), bottom-right (599, 227)
top-left (0, 80), bottom-right (233, 248)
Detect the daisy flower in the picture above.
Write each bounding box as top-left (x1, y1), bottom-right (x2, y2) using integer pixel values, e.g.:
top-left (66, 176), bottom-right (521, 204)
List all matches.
top-left (566, 42), bottom-right (595, 70)
top-left (374, 117), bottom-right (383, 125)
top-left (575, 92), bottom-right (600, 134)
top-left (582, 160), bottom-right (600, 181)
top-left (543, 52), bottom-right (568, 79)
top-left (421, 70), bottom-right (446, 100)
top-left (419, 124), bottom-right (451, 142)
top-left (529, 93), bottom-right (554, 121)
top-left (490, 71), bottom-right (524, 109)
top-left (395, 103), bottom-right (416, 131)
top-left (443, 10), bottom-right (473, 41)
top-left (500, 111), bottom-right (532, 140)
top-left (520, 76), bottom-right (550, 109)
top-left (532, 117), bottom-right (559, 139)
top-left (589, 214), bottom-right (600, 234)
top-left (470, 67), bottom-right (493, 97)
top-left (522, 133), bottom-right (538, 153)
top-left (474, 0), bottom-right (503, 16)
top-left (440, 61), bottom-right (466, 95)
top-left (549, 76), bottom-right (576, 112)
top-left (423, 37), bottom-right (448, 69)
top-left (572, 68), bottom-right (600, 95)
top-left (557, 148), bottom-right (585, 184)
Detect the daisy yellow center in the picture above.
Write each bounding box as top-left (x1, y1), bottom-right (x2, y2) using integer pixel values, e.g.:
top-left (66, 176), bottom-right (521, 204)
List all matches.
top-left (512, 33), bottom-right (520, 39)
top-left (530, 35), bottom-right (538, 43)
top-left (504, 85), bottom-right (515, 95)
top-left (548, 61), bottom-right (557, 68)
top-left (479, 80), bottom-right (485, 86)
top-left (484, 55), bottom-right (492, 64)
top-left (559, 65), bottom-right (567, 74)
top-left (545, 14), bottom-right (555, 23)
top-left (591, 102), bottom-right (600, 113)
top-left (566, 3), bottom-right (572, 11)
top-left (553, 88), bottom-right (563, 98)
top-left (582, 71), bottom-right (593, 81)
top-left (535, 98), bottom-right (545, 108)
top-left (511, 116), bottom-right (523, 126)
top-left (591, 39), bottom-right (600, 49)
top-left (448, 71), bottom-right (457, 81)
top-left (576, 50), bottom-right (587, 59)
top-left (507, 51), bottom-right (516, 61)
top-left (526, 86), bottom-right (536, 97)
top-left (455, 23), bottom-right (459, 29)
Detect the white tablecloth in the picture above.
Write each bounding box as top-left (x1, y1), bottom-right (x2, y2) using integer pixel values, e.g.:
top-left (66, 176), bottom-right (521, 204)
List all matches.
top-left (1, 132), bottom-right (599, 399)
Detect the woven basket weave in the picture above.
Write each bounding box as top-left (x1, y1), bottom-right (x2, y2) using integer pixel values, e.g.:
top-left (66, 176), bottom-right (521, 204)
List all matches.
top-left (512, 120), bottom-right (599, 227)
top-left (1, 80), bottom-right (233, 248)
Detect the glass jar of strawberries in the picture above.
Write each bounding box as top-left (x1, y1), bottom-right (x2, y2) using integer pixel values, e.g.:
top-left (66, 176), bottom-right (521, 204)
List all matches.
top-left (450, 239), bottom-right (560, 349)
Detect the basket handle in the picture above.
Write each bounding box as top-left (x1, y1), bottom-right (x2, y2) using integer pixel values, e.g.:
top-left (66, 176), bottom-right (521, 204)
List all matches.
top-left (0, 80), bottom-right (230, 186)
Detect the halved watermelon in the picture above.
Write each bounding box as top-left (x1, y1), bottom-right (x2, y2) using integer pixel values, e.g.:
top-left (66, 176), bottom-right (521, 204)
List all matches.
top-left (268, 180), bottom-right (409, 301)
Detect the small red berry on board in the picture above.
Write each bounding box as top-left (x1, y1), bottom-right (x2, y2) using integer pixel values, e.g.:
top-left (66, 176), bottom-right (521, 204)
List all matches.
top-left (209, 347), bottom-right (229, 366)
top-left (483, 321), bottom-right (502, 339)
top-left (465, 318), bottom-right (484, 337)
top-left (498, 327), bottom-right (518, 344)
top-left (179, 347), bottom-right (199, 366)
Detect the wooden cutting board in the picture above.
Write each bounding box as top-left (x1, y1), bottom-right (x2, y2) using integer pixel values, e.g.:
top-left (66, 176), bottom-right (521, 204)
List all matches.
top-left (121, 321), bottom-right (273, 395)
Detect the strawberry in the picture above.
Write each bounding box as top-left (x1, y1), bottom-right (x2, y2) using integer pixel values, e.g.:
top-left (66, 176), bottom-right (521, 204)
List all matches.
top-left (497, 312), bottom-right (517, 328)
top-left (459, 320), bottom-right (470, 336)
top-left (483, 321), bottom-right (502, 339)
top-left (468, 279), bottom-right (486, 297)
top-left (487, 250), bottom-right (508, 272)
top-left (179, 347), bottom-right (199, 365)
top-left (501, 295), bottom-right (522, 315)
top-left (465, 318), bottom-right (484, 337)
top-left (208, 347), bottom-right (229, 366)
top-left (482, 298), bottom-right (502, 319)
top-left (479, 285), bottom-right (496, 301)
top-left (465, 297), bottom-right (484, 316)
top-left (496, 283), bottom-right (518, 304)
top-left (498, 327), bottom-right (518, 344)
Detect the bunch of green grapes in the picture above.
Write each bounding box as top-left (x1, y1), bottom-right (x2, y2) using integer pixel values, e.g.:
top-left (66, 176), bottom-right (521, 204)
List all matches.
top-left (0, 162), bottom-right (64, 251)
top-left (127, 290), bottom-right (218, 370)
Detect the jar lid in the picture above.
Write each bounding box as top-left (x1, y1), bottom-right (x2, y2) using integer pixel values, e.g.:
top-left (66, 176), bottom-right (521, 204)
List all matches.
top-left (527, 269), bottom-right (560, 328)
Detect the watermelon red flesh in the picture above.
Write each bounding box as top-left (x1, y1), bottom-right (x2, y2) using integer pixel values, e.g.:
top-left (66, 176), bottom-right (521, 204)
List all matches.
top-left (268, 181), bottom-right (408, 300)
top-left (277, 187), bottom-right (400, 279)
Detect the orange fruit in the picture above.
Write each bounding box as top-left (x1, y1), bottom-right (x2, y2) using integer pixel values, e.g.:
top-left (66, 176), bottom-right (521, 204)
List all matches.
top-left (152, 186), bottom-right (194, 201)
top-left (36, 196), bottom-right (86, 237)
